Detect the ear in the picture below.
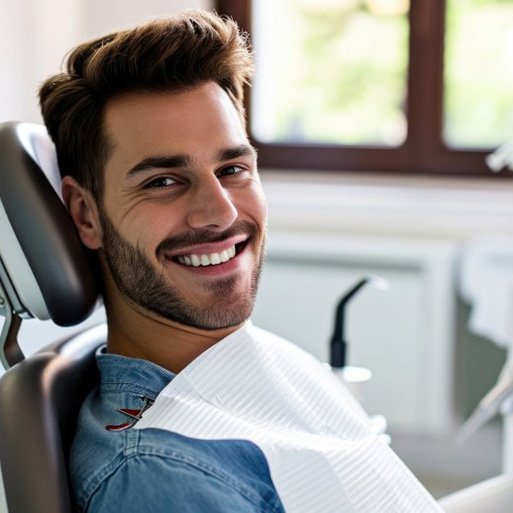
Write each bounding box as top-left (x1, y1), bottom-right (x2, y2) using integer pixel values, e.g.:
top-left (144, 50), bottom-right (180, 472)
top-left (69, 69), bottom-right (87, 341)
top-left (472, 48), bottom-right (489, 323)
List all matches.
top-left (62, 176), bottom-right (103, 250)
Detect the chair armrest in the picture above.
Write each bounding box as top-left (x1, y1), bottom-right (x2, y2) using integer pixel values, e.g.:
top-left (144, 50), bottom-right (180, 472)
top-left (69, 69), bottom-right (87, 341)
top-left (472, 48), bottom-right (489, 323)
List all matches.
top-left (438, 474), bottom-right (513, 513)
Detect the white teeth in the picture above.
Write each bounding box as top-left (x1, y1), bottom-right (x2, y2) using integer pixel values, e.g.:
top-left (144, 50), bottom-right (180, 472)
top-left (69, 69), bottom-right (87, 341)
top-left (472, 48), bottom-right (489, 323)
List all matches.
top-left (176, 244), bottom-right (240, 267)
top-left (210, 253), bottom-right (221, 265)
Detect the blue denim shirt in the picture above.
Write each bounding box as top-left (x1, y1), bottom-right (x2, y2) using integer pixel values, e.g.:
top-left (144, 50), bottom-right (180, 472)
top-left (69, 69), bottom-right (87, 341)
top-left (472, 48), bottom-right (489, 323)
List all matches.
top-left (70, 348), bottom-right (286, 513)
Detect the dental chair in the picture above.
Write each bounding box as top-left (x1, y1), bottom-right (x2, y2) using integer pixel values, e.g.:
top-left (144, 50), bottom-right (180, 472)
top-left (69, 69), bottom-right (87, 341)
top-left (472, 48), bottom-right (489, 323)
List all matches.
top-left (0, 121), bottom-right (103, 513)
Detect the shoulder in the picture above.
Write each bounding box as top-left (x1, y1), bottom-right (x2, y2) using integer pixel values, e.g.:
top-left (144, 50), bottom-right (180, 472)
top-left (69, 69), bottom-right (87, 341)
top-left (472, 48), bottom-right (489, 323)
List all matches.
top-left (82, 430), bottom-right (284, 513)
top-left (70, 386), bottom-right (135, 509)
top-left (71, 389), bottom-right (284, 513)
top-left (70, 354), bottom-right (173, 509)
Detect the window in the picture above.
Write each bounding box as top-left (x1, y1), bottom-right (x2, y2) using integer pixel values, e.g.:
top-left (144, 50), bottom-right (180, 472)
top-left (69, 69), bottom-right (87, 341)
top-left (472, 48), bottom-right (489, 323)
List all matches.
top-left (217, 0), bottom-right (513, 176)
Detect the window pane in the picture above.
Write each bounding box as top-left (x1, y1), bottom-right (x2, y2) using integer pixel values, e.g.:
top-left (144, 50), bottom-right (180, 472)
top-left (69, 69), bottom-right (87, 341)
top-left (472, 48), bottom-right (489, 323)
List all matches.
top-left (251, 0), bottom-right (409, 147)
top-left (444, 0), bottom-right (513, 148)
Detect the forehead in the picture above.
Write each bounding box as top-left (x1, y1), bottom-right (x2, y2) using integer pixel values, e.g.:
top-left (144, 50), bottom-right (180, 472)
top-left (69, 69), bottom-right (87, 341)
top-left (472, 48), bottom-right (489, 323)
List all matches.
top-left (103, 82), bottom-right (248, 165)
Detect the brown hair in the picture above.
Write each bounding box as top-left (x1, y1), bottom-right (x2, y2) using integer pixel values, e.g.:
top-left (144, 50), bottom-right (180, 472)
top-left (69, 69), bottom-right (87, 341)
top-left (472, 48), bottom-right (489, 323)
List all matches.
top-left (39, 9), bottom-right (253, 199)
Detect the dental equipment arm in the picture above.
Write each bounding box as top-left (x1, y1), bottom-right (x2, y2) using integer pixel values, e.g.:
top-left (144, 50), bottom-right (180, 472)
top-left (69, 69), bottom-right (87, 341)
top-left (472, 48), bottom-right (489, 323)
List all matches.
top-left (457, 356), bottom-right (513, 443)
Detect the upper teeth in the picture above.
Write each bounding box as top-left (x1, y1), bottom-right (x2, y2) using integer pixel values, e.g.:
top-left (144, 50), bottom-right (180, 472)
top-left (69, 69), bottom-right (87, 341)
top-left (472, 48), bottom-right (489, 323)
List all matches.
top-left (176, 246), bottom-right (237, 267)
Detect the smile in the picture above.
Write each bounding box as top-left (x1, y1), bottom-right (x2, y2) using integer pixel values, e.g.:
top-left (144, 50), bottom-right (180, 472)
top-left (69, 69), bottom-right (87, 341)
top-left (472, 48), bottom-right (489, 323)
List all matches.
top-left (170, 238), bottom-right (249, 268)
top-left (176, 245), bottom-right (237, 267)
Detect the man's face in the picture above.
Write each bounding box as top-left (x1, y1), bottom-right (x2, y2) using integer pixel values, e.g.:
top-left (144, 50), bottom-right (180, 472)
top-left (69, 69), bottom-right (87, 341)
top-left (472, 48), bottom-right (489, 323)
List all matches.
top-left (97, 82), bottom-right (267, 330)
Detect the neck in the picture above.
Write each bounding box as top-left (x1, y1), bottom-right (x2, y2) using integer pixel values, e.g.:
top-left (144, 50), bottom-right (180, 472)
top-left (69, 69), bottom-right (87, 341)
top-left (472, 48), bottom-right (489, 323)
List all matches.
top-left (104, 288), bottom-right (242, 374)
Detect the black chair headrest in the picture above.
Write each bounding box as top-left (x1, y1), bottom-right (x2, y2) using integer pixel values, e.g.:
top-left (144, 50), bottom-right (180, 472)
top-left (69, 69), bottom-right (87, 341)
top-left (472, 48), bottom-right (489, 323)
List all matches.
top-left (0, 121), bottom-right (99, 328)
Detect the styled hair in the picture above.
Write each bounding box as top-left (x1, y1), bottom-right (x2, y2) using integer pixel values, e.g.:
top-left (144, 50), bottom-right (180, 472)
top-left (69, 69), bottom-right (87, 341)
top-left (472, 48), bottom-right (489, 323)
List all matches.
top-left (39, 9), bottom-right (253, 199)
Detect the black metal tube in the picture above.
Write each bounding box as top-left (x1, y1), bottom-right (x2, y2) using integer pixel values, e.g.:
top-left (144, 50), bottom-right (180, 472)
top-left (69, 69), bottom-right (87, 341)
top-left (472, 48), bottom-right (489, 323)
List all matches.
top-left (330, 276), bottom-right (376, 369)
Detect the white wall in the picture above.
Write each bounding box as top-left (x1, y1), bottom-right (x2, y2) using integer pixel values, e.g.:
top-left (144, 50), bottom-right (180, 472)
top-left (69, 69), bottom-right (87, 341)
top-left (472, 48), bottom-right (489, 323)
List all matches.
top-left (0, 0), bottom-right (212, 124)
top-left (78, 0), bottom-right (211, 41)
top-left (0, 0), bottom-right (78, 123)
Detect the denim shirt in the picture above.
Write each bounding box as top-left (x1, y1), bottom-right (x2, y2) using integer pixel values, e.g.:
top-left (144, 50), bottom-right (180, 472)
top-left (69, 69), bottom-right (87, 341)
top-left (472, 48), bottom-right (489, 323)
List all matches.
top-left (70, 348), bottom-right (286, 513)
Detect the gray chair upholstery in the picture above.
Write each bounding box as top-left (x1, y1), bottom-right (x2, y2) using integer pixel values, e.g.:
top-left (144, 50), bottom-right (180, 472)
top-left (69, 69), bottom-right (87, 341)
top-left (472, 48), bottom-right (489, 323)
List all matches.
top-left (0, 122), bottom-right (104, 513)
top-left (0, 326), bottom-right (105, 513)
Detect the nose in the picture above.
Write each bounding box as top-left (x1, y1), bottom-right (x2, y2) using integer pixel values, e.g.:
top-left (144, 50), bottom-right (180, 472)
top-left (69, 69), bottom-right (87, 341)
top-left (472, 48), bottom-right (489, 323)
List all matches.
top-left (186, 176), bottom-right (238, 230)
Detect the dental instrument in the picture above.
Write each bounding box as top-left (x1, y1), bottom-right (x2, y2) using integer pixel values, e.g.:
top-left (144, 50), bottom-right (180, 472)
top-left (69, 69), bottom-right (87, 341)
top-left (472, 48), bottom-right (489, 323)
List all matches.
top-left (330, 274), bottom-right (389, 369)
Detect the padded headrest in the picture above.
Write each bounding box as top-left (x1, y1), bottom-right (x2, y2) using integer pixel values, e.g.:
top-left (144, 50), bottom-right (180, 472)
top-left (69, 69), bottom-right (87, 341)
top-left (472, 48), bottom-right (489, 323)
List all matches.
top-left (0, 122), bottom-right (99, 326)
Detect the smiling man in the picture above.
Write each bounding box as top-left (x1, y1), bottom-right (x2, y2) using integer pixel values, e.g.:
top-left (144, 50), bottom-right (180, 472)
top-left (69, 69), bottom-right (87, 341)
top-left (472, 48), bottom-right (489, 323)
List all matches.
top-left (39, 9), bottom-right (443, 513)
top-left (70, 83), bottom-right (267, 372)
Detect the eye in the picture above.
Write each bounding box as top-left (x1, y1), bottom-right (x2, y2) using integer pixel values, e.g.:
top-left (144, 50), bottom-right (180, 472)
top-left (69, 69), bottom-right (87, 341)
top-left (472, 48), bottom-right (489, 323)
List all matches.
top-left (143, 176), bottom-right (178, 189)
top-left (218, 165), bottom-right (245, 178)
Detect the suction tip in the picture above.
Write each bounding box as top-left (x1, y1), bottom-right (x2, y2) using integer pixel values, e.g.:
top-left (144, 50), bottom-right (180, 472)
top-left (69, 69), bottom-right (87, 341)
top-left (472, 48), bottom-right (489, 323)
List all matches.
top-left (368, 274), bottom-right (389, 291)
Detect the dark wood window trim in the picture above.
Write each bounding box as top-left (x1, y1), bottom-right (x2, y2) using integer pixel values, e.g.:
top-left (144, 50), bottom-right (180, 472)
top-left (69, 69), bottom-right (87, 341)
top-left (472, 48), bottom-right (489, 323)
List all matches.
top-left (217, 0), bottom-right (500, 178)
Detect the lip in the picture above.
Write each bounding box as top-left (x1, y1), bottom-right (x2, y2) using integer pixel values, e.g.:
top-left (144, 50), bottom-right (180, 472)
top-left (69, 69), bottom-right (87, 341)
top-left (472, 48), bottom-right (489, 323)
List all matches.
top-left (162, 234), bottom-right (248, 259)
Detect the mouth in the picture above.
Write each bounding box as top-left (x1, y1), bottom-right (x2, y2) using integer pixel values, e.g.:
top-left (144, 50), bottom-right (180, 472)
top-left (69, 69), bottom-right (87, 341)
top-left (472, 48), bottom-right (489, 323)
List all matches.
top-left (170, 240), bottom-right (249, 268)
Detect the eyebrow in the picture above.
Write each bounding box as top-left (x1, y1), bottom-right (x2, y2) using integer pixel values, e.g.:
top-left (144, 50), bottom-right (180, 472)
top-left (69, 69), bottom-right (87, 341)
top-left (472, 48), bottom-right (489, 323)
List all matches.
top-left (126, 144), bottom-right (257, 178)
top-left (127, 155), bottom-right (192, 177)
top-left (218, 144), bottom-right (257, 162)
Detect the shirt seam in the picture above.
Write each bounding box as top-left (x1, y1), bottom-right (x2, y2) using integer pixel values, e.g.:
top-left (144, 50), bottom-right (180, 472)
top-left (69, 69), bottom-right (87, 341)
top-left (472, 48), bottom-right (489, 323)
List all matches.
top-left (76, 429), bottom-right (141, 506)
top-left (99, 382), bottom-right (163, 397)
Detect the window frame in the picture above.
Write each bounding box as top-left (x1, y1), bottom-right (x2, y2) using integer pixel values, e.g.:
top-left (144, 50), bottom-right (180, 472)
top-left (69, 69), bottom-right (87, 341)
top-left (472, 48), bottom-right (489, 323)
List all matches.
top-left (217, 0), bottom-right (503, 178)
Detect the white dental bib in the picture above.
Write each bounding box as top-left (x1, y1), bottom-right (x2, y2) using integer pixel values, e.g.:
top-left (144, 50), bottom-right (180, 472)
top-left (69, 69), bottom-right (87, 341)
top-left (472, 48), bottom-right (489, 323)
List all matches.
top-left (135, 324), bottom-right (442, 513)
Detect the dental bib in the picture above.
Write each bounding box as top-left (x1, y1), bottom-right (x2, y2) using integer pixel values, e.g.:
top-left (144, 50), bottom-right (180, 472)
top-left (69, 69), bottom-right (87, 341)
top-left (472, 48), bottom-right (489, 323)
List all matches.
top-left (135, 324), bottom-right (442, 513)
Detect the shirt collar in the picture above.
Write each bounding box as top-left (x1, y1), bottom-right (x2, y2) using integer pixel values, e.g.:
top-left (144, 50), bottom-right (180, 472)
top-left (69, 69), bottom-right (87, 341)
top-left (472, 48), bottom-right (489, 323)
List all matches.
top-left (96, 346), bottom-right (175, 398)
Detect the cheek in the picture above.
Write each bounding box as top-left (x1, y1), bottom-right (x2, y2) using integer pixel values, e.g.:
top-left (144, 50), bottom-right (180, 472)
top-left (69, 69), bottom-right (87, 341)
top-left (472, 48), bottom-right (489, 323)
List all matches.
top-left (238, 183), bottom-right (267, 227)
top-left (117, 211), bottom-right (181, 256)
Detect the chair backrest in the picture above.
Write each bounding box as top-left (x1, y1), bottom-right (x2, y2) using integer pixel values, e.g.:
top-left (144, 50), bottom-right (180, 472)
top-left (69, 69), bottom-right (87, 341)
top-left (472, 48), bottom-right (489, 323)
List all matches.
top-left (0, 121), bottom-right (104, 513)
top-left (0, 326), bottom-right (105, 513)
